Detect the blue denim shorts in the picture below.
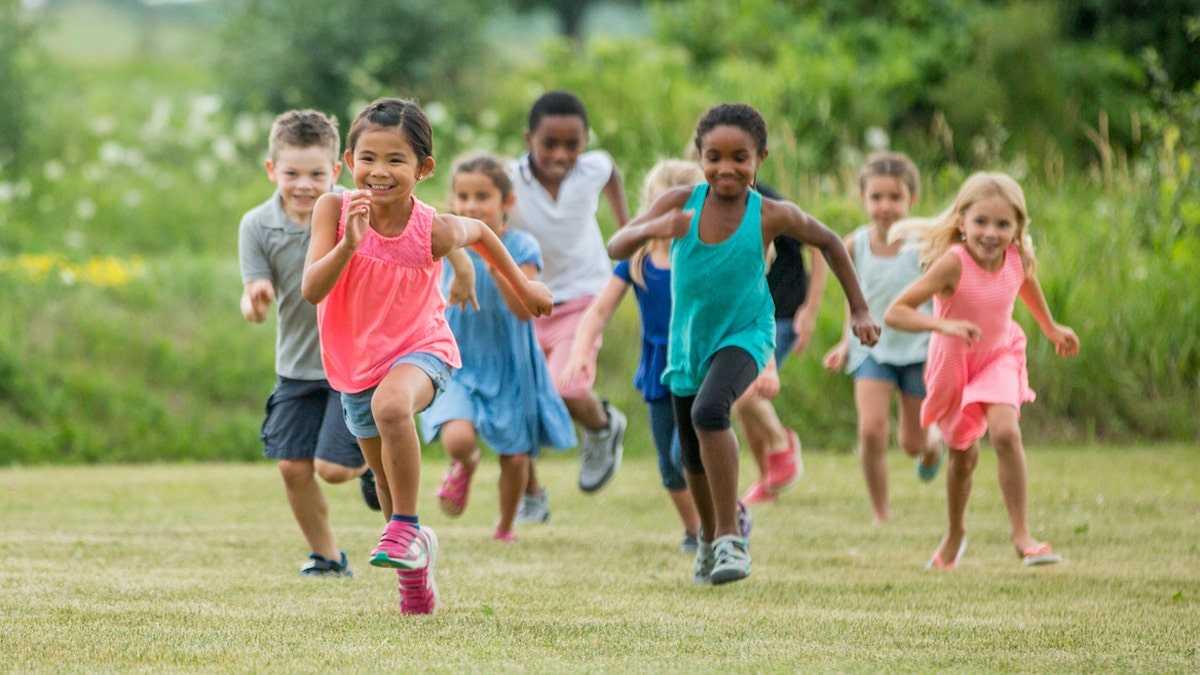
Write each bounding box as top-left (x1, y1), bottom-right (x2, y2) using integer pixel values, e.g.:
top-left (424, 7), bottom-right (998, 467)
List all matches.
top-left (340, 352), bottom-right (453, 439)
top-left (853, 355), bottom-right (926, 398)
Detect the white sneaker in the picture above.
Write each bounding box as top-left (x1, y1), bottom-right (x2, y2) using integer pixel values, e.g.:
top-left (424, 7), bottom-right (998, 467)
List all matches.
top-left (514, 490), bottom-right (550, 524)
top-left (710, 534), bottom-right (751, 585)
top-left (578, 402), bottom-right (625, 493)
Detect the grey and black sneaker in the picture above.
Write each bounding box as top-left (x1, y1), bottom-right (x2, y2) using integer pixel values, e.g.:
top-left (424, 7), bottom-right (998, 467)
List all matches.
top-left (578, 401), bottom-right (626, 493)
top-left (300, 551), bottom-right (352, 578)
top-left (360, 469), bottom-right (381, 511)
top-left (679, 531), bottom-right (699, 554)
top-left (514, 489), bottom-right (550, 524)
top-left (710, 535), bottom-right (751, 585)
top-left (692, 536), bottom-right (715, 585)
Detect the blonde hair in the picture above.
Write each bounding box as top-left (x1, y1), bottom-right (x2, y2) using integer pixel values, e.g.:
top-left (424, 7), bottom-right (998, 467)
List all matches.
top-left (628, 159), bottom-right (704, 288)
top-left (889, 171), bottom-right (1035, 271)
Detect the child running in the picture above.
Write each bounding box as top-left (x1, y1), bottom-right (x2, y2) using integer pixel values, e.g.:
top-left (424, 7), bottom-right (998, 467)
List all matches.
top-left (302, 98), bottom-right (553, 614)
top-left (237, 109), bottom-right (376, 579)
top-left (608, 103), bottom-right (880, 585)
top-left (883, 171), bottom-right (1079, 569)
top-left (509, 90), bottom-right (631, 519)
top-left (419, 153), bottom-right (576, 542)
top-left (560, 159), bottom-right (704, 553)
top-left (822, 152), bottom-right (945, 524)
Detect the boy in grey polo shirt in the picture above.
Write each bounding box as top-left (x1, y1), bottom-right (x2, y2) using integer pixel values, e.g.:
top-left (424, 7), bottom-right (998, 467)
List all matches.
top-left (238, 110), bottom-right (377, 578)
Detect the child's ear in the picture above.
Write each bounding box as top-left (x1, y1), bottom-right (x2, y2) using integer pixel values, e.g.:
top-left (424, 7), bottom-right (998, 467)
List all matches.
top-left (419, 156), bottom-right (436, 181)
top-left (503, 192), bottom-right (516, 211)
top-left (265, 159), bottom-right (278, 183)
top-left (330, 162), bottom-right (343, 181)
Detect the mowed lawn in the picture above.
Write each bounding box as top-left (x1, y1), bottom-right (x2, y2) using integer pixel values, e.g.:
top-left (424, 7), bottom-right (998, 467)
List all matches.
top-left (1, 444), bottom-right (1197, 672)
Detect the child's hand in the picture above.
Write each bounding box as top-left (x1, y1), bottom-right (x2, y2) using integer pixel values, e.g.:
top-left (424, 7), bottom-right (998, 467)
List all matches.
top-left (850, 310), bottom-right (881, 347)
top-left (342, 190), bottom-right (372, 249)
top-left (938, 319), bottom-right (983, 346)
top-left (559, 354), bottom-right (594, 391)
top-left (1049, 323), bottom-right (1080, 358)
top-left (447, 270), bottom-right (479, 311)
top-left (520, 280), bottom-right (554, 317)
top-left (242, 280), bottom-right (275, 323)
top-left (822, 341), bottom-right (848, 372)
top-left (656, 209), bottom-right (692, 240)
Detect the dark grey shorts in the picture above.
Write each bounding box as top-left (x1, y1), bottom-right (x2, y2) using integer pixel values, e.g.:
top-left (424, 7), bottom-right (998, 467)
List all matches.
top-left (261, 376), bottom-right (363, 467)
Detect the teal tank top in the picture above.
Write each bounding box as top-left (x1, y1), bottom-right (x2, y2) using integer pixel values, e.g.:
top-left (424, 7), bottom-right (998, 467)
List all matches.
top-left (662, 184), bottom-right (776, 396)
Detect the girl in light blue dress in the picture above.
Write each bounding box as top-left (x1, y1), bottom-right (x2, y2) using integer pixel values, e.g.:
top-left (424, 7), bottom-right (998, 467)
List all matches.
top-left (419, 153), bottom-right (576, 541)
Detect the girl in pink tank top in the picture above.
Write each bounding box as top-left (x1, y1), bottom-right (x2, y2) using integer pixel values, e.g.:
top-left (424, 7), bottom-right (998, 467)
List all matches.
top-left (302, 98), bottom-right (552, 615)
top-left (884, 172), bottom-right (1079, 571)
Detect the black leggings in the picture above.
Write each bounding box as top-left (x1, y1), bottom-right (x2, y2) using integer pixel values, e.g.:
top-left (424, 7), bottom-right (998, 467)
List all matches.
top-left (672, 346), bottom-right (760, 475)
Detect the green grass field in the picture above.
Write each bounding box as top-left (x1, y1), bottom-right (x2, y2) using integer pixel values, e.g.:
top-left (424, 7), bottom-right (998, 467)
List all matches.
top-left (2, 445), bottom-right (1197, 672)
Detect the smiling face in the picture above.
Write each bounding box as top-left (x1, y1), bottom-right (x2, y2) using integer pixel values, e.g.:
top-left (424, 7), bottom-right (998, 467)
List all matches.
top-left (958, 194), bottom-right (1020, 270)
top-left (698, 124), bottom-right (764, 199)
top-left (452, 170), bottom-right (513, 237)
top-left (266, 145), bottom-right (341, 225)
top-left (524, 113), bottom-right (587, 188)
top-left (862, 174), bottom-right (916, 232)
top-left (344, 126), bottom-right (434, 203)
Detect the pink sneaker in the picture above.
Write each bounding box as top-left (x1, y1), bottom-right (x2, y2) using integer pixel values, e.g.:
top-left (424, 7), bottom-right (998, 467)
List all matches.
top-left (437, 458), bottom-right (476, 517)
top-left (765, 429), bottom-right (802, 492)
top-left (370, 520), bottom-right (428, 570)
top-left (741, 479), bottom-right (777, 505)
top-left (397, 527), bottom-right (438, 615)
top-left (493, 529), bottom-right (517, 543)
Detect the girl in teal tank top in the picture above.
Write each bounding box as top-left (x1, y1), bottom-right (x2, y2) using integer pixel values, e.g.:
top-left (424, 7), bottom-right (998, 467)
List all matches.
top-left (608, 103), bottom-right (880, 587)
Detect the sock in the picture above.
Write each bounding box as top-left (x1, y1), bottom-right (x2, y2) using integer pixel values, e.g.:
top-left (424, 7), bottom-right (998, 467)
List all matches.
top-left (391, 514), bottom-right (419, 527)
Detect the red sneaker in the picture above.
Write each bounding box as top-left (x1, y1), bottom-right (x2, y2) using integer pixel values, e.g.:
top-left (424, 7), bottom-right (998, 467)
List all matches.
top-left (765, 429), bottom-right (802, 492)
top-left (741, 479), bottom-right (777, 505)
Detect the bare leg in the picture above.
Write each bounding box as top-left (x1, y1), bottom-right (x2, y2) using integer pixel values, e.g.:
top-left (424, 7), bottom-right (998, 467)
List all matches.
top-left (314, 458), bottom-right (366, 484)
top-left (698, 428), bottom-right (742, 539)
top-left (686, 470), bottom-right (715, 539)
top-left (936, 439), bottom-right (978, 563)
top-left (899, 393), bottom-right (941, 468)
top-left (371, 365), bottom-right (436, 517)
top-left (279, 458), bottom-right (339, 560)
top-left (732, 392), bottom-right (787, 484)
top-left (855, 379), bottom-right (896, 523)
top-left (668, 488), bottom-right (701, 536)
top-left (497, 454), bottom-right (529, 534)
top-left (356, 436), bottom-right (390, 520)
top-left (564, 392), bottom-right (608, 432)
top-left (987, 404), bottom-right (1040, 554)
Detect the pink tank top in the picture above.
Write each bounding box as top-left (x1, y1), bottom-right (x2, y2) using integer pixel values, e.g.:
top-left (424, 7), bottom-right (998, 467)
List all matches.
top-left (316, 192), bottom-right (460, 394)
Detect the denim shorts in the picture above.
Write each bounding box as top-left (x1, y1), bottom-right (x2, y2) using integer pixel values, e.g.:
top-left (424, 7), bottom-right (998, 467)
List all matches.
top-left (853, 355), bottom-right (926, 398)
top-left (774, 318), bottom-right (797, 367)
top-left (340, 352), bottom-right (453, 439)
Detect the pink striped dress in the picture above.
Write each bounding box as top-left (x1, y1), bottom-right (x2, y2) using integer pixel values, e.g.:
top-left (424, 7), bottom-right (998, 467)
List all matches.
top-left (922, 243), bottom-right (1035, 449)
top-left (316, 192), bottom-right (461, 394)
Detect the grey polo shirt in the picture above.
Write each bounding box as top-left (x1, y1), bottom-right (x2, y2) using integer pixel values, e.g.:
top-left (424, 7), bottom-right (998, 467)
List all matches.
top-left (237, 189), bottom-right (340, 381)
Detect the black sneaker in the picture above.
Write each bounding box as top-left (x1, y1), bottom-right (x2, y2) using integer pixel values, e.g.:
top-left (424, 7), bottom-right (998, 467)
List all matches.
top-left (300, 551), bottom-right (352, 577)
top-left (360, 468), bottom-right (381, 511)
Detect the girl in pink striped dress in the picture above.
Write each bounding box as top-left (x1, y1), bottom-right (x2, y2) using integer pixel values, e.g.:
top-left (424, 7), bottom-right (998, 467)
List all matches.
top-left (884, 172), bottom-right (1079, 570)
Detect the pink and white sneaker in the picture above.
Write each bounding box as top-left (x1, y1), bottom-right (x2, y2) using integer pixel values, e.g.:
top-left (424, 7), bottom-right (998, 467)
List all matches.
top-left (397, 527), bottom-right (439, 615)
top-left (371, 520), bottom-right (428, 570)
top-left (741, 479), bottom-right (777, 506)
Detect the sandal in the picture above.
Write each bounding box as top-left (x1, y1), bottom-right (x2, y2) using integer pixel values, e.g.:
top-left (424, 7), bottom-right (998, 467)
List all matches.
top-left (437, 455), bottom-right (478, 517)
top-left (1020, 542), bottom-right (1062, 566)
top-left (925, 538), bottom-right (967, 570)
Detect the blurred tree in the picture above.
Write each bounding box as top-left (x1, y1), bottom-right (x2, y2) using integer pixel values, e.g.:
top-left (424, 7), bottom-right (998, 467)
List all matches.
top-left (0, 0), bottom-right (39, 174)
top-left (1060, 0), bottom-right (1200, 89)
top-left (507, 0), bottom-right (643, 41)
top-left (213, 0), bottom-right (492, 125)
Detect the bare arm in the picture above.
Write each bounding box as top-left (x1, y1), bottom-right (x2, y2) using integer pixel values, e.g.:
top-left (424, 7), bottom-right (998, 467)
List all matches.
top-left (302, 191), bottom-right (364, 304)
top-left (240, 279), bottom-right (274, 323)
top-left (607, 188), bottom-right (691, 260)
top-left (769, 202), bottom-right (878, 347)
top-left (432, 214), bottom-right (553, 317)
top-left (443, 248), bottom-right (479, 311)
top-left (601, 155), bottom-right (631, 228)
top-left (1018, 267), bottom-right (1081, 358)
top-left (883, 250), bottom-right (983, 346)
top-left (488, 262), bottom-right (540, 321)
top-left (559, 275), bottom-right (629, 389)
top-left (821, 236), bottom-right (854, 371)
top-left (792, 245), bottom-right (828, 355)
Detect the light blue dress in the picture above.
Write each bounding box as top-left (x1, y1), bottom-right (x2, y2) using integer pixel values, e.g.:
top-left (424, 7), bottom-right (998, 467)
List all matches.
top-left (419, 230), bottom-right (576, 455)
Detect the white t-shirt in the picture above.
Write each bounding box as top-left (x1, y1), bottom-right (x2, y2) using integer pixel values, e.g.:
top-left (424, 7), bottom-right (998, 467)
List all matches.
top-left (509, 151), bottom-right (614, 303)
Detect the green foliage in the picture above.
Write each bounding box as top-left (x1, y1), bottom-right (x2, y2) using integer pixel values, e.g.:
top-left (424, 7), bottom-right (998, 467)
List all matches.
top-left (0, 0), bottom-right (41, 175)
top-left (1059, 0), bottom-right (1200, 90)
top-left (213, 0), bottom-right (492, 127)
